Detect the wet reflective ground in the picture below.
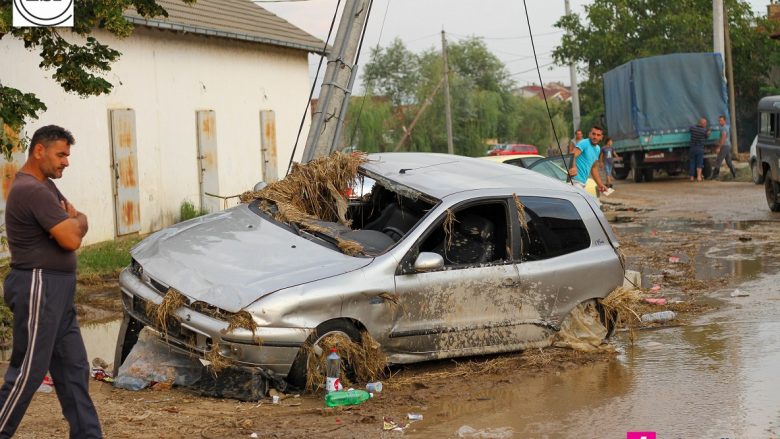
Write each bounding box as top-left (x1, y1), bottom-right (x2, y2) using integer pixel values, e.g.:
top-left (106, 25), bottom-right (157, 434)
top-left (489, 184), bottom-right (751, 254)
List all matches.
top-left (408, 218), bottom-right (780, 439)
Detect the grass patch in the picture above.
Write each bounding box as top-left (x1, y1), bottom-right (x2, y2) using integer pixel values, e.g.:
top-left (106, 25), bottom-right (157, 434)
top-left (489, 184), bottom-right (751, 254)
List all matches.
top-left (77, 235), bottom-right (142, 279)
top-left (180, 200), bottom-right (209, 222)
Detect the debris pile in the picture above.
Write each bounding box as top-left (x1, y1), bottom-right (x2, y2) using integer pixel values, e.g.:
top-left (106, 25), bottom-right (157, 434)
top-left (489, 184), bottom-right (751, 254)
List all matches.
top-left (303, 331), bottom-right (386, 393)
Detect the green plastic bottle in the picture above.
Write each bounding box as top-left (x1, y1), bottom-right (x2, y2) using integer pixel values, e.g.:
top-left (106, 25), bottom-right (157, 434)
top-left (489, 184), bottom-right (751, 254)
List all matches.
top-left (325, 389), bottom-right (373, 407)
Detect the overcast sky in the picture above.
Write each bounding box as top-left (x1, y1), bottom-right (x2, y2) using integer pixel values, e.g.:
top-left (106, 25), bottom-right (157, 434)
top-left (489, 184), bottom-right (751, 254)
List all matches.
top-left (262, 0), bottom-right (770, 92)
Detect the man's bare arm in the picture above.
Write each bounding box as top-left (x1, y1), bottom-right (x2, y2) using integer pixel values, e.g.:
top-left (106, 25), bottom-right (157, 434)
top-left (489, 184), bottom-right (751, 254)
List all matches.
top-left (50, 202), bottom-right (88, 251)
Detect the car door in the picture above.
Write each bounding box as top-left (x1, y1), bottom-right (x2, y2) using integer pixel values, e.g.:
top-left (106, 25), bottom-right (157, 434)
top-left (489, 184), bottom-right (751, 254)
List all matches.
top-left (390, 199), bottom-right (523, 358)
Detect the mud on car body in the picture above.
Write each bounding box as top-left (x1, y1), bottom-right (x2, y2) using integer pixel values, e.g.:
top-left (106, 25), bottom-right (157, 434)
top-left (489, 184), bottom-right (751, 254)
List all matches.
top-left (114, 153), bottom-right (624, 390)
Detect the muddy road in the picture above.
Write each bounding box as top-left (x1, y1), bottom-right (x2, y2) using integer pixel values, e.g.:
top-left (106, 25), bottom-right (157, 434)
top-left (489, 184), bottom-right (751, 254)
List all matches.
top-left (6, 175), bottom-right (780, 439)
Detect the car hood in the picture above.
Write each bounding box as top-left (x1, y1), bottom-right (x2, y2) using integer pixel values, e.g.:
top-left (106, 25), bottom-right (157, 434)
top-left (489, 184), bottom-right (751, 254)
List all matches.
top-left (131, 203), bottom-right (372, 312)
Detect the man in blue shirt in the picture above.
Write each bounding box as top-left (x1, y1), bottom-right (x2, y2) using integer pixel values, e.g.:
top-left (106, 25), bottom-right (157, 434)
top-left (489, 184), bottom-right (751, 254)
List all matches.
top-left (568, 126), bottom-right (607, 194)
top-left (710, 115), bottom-right (736, 180)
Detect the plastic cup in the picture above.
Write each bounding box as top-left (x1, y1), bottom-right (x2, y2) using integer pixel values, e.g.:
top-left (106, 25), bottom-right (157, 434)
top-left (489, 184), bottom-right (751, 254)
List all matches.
top-left (366, 381), bottom-right (382, 393)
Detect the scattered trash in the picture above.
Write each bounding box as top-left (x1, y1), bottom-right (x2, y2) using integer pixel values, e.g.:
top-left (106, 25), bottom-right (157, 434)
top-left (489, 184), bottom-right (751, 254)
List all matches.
top-left (383, 417), bottom-right (409, 432)
top-left (407, 413), bottom-right (423, 421)
top-left (37, 376), bottom-right (54, 393)
top-left (325, 348), bottom-right (343, 393)
top-left (91, 367), bottom-right (114, 383)
top-left (250, 433), bottom-right (258, 438)
top-left (640, 310), bottom-right (677, 323)
top-left (114, 328), bottom-right (202, 391)
top-left (325, 389), bottom-right (373, 407)
top-left (650, 284), bottom-right (661, 292)
top-left (643, 297), bottom-right (667, 305)
top-left (730, 289), bottom-right (750, 297)
top-left (366, 381), bottom-right (383, 393)
top-left (456, 425), bottom-right (514, 438)
top-left (553, 300), bottom-right (611, 352)
top-left (272, 395), bottom-right (280, 404)
top-left (92, 357), bottom-right (109, 369)
top-left (668, 256), bottom-right (680, 263)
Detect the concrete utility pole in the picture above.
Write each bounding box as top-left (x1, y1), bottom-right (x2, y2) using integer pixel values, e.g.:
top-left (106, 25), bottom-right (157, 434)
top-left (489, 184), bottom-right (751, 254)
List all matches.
top-left (301, 0), bottom-right (371, 163)
top-left (713, 0), bottom-right (725, 56)
top-left (441, 30), bottom-right (455, 155)
top-left (564, 0), bottom-right (581, 132)
top-left (723, 1), bottom-right (738, 155)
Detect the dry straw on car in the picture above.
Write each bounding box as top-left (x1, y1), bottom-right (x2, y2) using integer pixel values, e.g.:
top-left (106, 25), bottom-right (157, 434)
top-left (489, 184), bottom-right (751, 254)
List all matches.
top-left (303, 331), bottom-right (386, 392)
top-left (240, 152), bottom-right (367, 254)
top-left (145, 288), bottom-right (186, 336)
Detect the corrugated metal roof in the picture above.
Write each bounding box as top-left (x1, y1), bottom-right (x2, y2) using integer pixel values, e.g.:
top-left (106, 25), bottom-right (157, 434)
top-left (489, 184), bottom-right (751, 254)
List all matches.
top-left (123, 0), bottom-right (326, 54)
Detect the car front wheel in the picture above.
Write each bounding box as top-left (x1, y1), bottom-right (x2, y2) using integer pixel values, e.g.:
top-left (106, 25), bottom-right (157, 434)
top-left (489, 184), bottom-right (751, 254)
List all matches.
top-left (286, 320), bottom-right (362, 391)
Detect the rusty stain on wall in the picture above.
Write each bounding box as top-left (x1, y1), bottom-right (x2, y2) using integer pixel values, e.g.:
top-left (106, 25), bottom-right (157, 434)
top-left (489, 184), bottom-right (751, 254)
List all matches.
top-left (119, 156), bottom-right (137, 188)
top-left (201, 116), bottom-right (215, 140)
top-left (263, 119), bottom-right (277, 159)
top-left (2, 162), bottom-right (19, 201)
top-left (122, 200), bottom-right (138, 228)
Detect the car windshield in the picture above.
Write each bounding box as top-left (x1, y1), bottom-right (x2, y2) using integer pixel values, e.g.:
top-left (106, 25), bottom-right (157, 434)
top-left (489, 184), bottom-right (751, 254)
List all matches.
top-left (528, 156), bottom-right (571, 182)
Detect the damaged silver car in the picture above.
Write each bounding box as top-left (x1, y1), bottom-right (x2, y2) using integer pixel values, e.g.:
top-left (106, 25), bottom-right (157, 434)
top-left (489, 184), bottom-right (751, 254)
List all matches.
top-left (114, 152), bottom-right (624, 391)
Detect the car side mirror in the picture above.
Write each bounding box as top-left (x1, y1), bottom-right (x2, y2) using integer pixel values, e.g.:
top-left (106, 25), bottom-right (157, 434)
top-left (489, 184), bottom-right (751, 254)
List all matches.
top-left (413, 252), bottom-right (444, 272)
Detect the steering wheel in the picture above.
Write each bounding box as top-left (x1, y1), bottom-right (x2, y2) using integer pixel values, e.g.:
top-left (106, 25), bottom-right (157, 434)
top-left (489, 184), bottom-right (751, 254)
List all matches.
top-left (382, 226), bottom-right (405, 242)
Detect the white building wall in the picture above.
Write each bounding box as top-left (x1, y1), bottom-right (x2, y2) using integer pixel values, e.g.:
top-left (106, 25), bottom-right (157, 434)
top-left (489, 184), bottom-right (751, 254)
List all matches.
top-left (0, 27), bottom-right (312, 245)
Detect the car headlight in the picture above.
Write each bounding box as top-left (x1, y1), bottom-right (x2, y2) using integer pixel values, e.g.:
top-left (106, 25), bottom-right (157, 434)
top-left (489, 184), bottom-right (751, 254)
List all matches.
top-left (130, 259), bottom-right (143, 278)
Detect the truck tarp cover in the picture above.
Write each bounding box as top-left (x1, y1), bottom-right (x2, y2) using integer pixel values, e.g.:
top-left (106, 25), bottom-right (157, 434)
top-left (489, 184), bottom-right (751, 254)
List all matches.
top-left (604, 53), bottom-right (728, 141)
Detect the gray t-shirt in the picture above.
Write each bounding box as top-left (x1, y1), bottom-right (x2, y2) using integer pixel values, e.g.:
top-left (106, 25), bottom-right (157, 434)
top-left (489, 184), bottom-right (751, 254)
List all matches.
top-left (5, 172), bottom-right (76, 272)
top-left (721, 125), bottom-right (731, 147)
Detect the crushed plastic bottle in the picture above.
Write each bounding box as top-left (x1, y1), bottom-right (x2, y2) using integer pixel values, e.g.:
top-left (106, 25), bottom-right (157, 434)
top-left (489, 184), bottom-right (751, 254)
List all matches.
top-left (325, 389), bottom-right (373, 407)
top-left (640, 310), bottom-right (677, 323)
top-left (325, 348), bottom-right (342, 393)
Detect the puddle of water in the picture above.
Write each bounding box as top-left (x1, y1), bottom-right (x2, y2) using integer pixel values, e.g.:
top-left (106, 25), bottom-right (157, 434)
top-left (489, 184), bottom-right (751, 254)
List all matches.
top-left (1, 319), bottom-right (120, 366)
top-left (409, 271), bottom-right (780, 439)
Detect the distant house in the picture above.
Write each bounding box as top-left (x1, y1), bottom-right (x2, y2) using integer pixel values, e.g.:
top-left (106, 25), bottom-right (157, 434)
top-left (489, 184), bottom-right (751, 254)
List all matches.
top-left (0, 0), bottom-right (323, 247)
top-left (516, 83), bottom-right (572, 102)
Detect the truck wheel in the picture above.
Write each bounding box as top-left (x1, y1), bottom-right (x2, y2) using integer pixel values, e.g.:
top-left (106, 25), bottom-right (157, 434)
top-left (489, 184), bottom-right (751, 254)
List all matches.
top-left (630, 154), bottom-right (644, 183)
top-left (702, 159), bottom-right (713, 180)
top-left (642, 168), bottom-right (654, 182)
top-left (765, 178), bottom-right (780, 212)
top-left (613, 167), bottom-right (629, 180)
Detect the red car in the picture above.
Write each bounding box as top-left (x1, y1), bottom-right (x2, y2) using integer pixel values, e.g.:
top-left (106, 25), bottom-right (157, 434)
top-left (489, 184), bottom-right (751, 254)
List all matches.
top-left (487, 143), bottom-right (539, 156)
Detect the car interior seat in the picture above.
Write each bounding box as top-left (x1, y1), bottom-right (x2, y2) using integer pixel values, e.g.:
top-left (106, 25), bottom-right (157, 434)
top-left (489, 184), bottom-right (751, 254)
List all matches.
top-left (434, 214), bottom-right (495, 265)
top-left (364, 203), bottom-right (419, 242)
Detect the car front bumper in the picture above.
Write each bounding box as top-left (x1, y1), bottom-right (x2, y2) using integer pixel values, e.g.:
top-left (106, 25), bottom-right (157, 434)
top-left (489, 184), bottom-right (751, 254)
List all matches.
top-left (115, 268), bottom-right (311, 376)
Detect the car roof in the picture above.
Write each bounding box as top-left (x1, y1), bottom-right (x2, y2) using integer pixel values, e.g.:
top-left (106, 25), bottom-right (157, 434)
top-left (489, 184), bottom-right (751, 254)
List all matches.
top-left (362, 152), bottom-right (576, 199)
top-left (480, 155), bottom-right (544, 163)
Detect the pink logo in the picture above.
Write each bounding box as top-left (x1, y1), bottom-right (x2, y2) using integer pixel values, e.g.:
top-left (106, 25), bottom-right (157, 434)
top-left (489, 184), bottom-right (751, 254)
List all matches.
top-left (627, 433), bottom-right (656, 439)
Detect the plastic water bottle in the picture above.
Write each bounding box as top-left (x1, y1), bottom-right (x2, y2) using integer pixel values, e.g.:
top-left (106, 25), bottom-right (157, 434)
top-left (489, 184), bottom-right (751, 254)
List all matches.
top-left (325, 389), bottom-right (373, 407)
top-left (325, 348), bottom-right (342, 393)
top-left (640, 310), bottom-right (677, 323)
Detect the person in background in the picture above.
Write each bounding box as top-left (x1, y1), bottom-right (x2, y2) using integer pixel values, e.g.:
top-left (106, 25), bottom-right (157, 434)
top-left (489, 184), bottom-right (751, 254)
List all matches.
top-left (599, 137), bottom-right (620, 188)
top-left (688, 117), bottom-right (710, 182)
top-left (567, 129), bottom-right (583, 154)
top-left (568, 126), bottom-right (608, 195)
top-left (710, 115), bottom-right (736, 180)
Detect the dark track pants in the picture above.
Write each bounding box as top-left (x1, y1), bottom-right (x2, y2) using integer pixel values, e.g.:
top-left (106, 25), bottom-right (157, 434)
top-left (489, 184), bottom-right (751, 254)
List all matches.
top-left (0, 269), bottom-right (102, 438)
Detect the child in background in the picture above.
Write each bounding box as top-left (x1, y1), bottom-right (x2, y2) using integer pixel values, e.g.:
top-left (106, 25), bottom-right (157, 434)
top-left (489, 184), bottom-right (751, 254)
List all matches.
top-left (600, 137), bottom-right (619, 188)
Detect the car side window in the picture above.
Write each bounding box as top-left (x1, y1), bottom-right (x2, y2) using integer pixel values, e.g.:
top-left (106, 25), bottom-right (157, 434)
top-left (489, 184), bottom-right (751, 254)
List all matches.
top-left (400, 202), bottom-right (509, 272)
top-left (517, 196), bottom-right (590, 261)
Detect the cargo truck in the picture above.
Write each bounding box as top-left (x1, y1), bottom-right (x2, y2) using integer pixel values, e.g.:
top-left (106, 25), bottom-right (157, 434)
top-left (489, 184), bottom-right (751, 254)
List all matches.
top-left (603, 53), bottom-right (729, 182)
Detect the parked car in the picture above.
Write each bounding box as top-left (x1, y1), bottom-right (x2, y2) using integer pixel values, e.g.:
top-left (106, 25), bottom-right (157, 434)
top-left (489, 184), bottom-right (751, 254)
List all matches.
top-left (481, 154), bottom-right (599, 197)
top-left (748, 135), bottom-right (763, 185)
top-left (487, 143), bottom-right (539, 156)
top-left (115, 153), bottom-right (624, 391)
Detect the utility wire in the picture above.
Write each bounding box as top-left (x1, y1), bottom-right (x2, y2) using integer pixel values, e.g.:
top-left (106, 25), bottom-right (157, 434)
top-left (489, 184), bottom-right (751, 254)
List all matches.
top-left (286, 0), bottom-right (341, 174)
top-left (448, 29), bottom-right (563, 41)
top-left (521, 0), bottom-right (570, 181)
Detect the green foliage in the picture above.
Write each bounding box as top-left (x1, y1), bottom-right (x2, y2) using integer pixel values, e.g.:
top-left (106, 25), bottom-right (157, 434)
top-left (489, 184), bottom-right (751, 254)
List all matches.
top-left (351, 36), bottom-right (569, 157)
top-left (77, 234), bottom-right (142, 278)
top-left (179, 200), bottom-right (209, 222)
top-left (0, 0), bottom-right (197, 158)
top-left (553, 0), bottom-right (780, 145)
